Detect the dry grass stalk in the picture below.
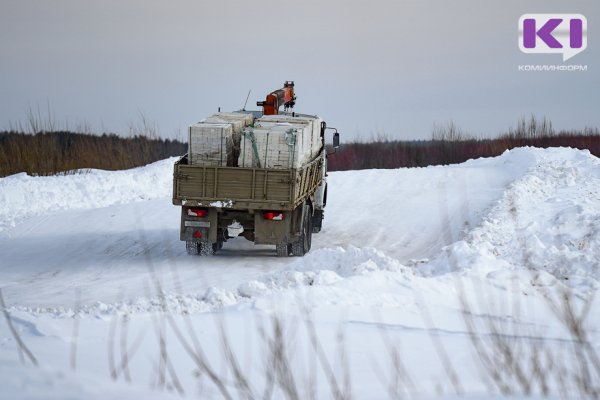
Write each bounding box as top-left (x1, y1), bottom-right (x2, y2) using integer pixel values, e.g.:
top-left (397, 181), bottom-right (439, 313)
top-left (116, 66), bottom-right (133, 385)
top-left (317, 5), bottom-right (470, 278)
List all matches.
top-left (0, 288), bottom-right (38, 366)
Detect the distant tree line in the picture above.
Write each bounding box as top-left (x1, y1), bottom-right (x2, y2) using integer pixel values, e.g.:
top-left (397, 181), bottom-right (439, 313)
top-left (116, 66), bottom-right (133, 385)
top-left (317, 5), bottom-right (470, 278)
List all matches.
top-left (1, 115), bottom-right (598, 176)
top-left (328, 116), bottom-right (600, 171)
top-left (0, 131), bottom-right (186, 177)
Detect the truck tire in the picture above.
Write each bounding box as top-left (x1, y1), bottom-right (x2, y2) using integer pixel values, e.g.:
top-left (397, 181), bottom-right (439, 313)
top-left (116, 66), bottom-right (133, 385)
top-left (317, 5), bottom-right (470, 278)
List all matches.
top-left (216, 229), bottom-right (227, 251)
top-left (276, 243), bottom-right (291, 257)
top-left (186, 241), bottom-right (215, 256)
top-left (200, 242), bottom-right (215, 256)
top-left (186, 241), bottom-right (200, 255)
top-left (291, 207), bottom-right (312, 256)
top-left (312, 210), bottom-right (323, 233)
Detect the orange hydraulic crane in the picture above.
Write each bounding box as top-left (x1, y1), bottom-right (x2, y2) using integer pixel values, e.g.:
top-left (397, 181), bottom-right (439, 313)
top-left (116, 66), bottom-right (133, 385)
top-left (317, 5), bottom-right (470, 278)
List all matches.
top-left (257, 81), bottom-right (296, 115)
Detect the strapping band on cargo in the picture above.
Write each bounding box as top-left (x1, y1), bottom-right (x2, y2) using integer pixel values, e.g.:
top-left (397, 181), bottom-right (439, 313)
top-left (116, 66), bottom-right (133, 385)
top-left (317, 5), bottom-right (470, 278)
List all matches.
top-left (285, 129), bottom-right (296, 168)
top-left (244, 129), bottom-right (262, 168)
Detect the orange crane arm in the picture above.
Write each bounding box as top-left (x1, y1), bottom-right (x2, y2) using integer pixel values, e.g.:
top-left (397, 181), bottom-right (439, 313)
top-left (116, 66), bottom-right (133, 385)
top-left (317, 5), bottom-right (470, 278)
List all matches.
top-left (257, 81), bottom-right (296, 115)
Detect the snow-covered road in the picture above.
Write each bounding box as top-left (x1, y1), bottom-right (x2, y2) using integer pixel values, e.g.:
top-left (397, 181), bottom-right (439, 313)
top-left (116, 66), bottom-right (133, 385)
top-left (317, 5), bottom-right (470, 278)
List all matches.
top-left (0, 148), bottom-right (538, 308)
top-left (1, 147), bottom-right (599, 399)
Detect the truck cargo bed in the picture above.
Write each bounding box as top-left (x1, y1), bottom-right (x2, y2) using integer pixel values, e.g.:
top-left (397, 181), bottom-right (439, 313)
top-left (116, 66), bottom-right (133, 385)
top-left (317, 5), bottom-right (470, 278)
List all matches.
top-left (173, 153), bottom-right (324, 211)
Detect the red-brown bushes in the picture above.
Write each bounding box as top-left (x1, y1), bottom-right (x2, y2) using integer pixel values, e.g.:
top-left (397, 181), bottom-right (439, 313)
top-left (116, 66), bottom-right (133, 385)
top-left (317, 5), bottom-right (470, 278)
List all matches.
top-left (328, 117), bottom-right (600, 171)
top-left (0, 131), bottom-right (186, 177)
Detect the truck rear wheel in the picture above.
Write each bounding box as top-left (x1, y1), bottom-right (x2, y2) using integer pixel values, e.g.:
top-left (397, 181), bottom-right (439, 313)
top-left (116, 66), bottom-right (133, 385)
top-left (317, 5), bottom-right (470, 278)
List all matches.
top-left (186, 241), bottom-right (200, 255)
top-left (291, 207), bottom-right (312, 256)
top-left (201, 242), bottom-right (216, 256)
top-left (312, 210), bottom-right (323, 233)
top-left (276, 243), bottom-right (291, 257)
top-left (186, 241), bottom-right (215, 256)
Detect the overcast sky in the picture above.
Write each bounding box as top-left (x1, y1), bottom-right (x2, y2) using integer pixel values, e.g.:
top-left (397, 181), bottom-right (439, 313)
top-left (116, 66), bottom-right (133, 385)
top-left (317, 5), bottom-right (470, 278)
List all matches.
top-left (1, 0), bottom-right (598, 141)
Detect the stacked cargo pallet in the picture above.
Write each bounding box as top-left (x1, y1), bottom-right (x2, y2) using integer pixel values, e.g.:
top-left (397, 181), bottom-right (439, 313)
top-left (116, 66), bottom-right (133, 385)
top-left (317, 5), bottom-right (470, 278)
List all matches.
top-left (258, 115), bottom-right (323, 158)
top-left (238, 115), bottom-right (323, 169)
top-left (188, 112), bottom-right (254, 166)
top-left (238, 125), bottom-right (305, 169)
top-left (188, 123), bottom-right (232, 166)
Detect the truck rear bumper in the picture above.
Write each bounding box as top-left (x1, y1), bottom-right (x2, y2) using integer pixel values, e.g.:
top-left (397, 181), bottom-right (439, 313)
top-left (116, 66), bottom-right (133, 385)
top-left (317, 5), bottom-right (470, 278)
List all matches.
top-left (180, 206), bottom-right (302, 246)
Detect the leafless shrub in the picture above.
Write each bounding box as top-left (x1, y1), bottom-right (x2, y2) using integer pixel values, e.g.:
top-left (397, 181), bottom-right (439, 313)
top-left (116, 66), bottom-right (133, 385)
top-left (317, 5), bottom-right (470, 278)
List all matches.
top-left (328, 116), bottom-right (600, 171)
top-left (503, 114), bottom-right (554, 140)
top-left (372, 319), bottom-right (417, 399)
top-left (0, 104), bottom-right (185, 177)
top-left (70, 289), bottom-right (81, 370)
top-left (216, 316), bottom-right (255, 399)
top-left (432, 120), bottom-right (471, 142)
top-left (0, 130), bottom-right (186, 177)
top-left (545, 288), bottom-right (600, 398)
top-left (148, 308), bottom-right (185, 395)
top-left (0, 288), bottom-right (38, 366)
top-left (128, 111), bottom-right (160, 139)
top-left (301, 308), bottom-right (349, 400)
top-left (416, 298), bottom-right (464, 396)
top-left (457, 282), bottom-right (600, 399)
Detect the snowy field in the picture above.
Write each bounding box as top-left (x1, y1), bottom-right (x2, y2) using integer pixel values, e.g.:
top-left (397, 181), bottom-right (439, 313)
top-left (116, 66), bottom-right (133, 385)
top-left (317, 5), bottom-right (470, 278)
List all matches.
top-left (0, 147), bottom-right (599, 399)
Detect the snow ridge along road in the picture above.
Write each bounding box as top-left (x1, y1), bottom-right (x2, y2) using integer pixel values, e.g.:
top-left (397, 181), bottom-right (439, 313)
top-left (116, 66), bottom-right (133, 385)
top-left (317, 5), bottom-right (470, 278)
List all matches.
top-left (1, 147), bottom-right (599, 399)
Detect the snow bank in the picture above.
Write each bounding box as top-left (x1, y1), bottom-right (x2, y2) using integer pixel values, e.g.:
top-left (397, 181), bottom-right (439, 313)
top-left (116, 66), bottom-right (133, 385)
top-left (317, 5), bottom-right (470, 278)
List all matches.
top-left (240, 246), bottom-right (408, 295)
top-left (422, 147), bottom-right (600, 293)
top-left (320, 145), bottom-right (542, 260)
top-left (0, 158), bottom-right (177, 232)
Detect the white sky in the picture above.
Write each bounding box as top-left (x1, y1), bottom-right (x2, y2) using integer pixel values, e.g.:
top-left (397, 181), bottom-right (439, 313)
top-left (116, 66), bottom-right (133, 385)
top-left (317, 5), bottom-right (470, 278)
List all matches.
top-left (0, 0), bottom-right (598, 140)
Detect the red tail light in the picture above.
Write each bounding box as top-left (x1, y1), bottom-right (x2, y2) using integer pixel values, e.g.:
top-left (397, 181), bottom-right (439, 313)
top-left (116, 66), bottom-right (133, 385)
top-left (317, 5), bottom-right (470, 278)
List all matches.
top-left (188, 208), bottom-right (208, 217)
top-left (263, 211), bottom-right (284, 221)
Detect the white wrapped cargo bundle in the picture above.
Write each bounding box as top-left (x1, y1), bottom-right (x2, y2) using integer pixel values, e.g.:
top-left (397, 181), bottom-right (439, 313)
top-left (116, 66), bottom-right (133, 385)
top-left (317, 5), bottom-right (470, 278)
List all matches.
top-left (213, 112), bottom-right (254, 127)
top-left (256, 115), bottom-right (323, 161)
top-left (205, 116), bottom-right (245, 134)
top-left (204, 112), bottom-right (254, 136)
top-left (251, 122), bottom-right (311, 166)
top-left (207, 112), bottom-right (254, 167)
top-left (258, 115), bottom-right (315, 125)
top-left (310, 117), bottom-right (323, 156)
top-left (204, 117), bottom-right (243, 166)
top-left (238, 125), bottom-right (313, 169)
top-left (188, 123), bottom-right (233, 166)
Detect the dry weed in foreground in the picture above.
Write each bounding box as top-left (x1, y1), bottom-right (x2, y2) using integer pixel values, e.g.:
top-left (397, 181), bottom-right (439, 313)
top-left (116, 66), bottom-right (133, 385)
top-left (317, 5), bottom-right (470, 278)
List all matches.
top-left (0, 288), bottom-right (38, 366)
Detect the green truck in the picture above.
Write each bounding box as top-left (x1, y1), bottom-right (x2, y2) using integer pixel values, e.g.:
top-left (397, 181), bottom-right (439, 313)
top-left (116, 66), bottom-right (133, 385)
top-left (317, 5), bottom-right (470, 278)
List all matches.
top-left (172, 83), bottom-right (339, 257)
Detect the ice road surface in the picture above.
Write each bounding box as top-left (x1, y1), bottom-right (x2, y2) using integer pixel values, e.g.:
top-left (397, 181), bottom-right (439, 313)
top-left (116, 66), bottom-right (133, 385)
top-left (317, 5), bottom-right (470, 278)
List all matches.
top-left (0, 147), bottom-right (599, 399)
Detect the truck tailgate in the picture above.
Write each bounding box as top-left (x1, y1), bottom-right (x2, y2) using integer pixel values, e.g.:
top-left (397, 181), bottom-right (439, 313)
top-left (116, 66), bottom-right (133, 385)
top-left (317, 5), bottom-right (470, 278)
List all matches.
top-left (173, 155), bottom-right (323, 210)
